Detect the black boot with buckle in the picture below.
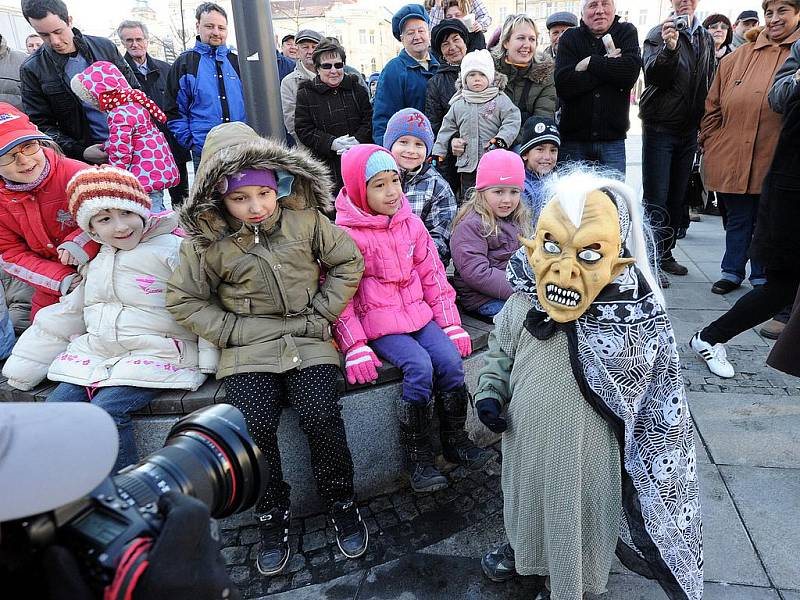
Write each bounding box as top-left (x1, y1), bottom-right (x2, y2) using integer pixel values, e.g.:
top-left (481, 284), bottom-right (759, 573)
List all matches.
top-left (398, 401), bottom-right (448, 493)
top-left (438, 386), bottom-right (494, 469)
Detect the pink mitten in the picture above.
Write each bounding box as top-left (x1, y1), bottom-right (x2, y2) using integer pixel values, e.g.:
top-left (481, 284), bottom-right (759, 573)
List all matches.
top-left (345, 343), bottom-right (382, 385)
top-left (443, 325), bottom-right (472, 357)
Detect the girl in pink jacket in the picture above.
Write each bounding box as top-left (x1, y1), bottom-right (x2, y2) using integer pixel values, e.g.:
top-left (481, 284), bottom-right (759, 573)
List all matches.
top-left (70, 61), bottom-right (179, 212)
top-left (334, 144), bottom-right (492, 493)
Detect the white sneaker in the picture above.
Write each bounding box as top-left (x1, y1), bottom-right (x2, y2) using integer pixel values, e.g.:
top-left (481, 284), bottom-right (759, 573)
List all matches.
top-left (690, 333), bottom-right (735, 378)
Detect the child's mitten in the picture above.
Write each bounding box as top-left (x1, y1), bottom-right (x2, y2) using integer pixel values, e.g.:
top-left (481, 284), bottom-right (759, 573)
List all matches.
top-left (476, 398), bottom-right (507, 433)
top-left (345, 342), bottom-right (382, 385)
top-left (443, 325), bottom-right (472, 357)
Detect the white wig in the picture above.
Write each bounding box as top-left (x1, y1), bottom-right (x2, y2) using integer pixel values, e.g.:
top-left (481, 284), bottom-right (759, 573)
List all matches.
top-left (539, 165), bottom-right (665, 309)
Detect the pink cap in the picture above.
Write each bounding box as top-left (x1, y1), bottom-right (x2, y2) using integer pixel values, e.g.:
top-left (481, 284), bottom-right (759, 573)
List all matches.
top-left (475, 149), bottom-right (525, 191)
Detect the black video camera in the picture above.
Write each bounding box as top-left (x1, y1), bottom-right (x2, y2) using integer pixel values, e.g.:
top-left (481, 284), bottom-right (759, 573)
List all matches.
top-left (13, 404), bottom-right (266, 593)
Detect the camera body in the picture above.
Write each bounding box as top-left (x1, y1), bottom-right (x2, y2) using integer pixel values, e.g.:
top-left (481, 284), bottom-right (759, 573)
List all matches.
top-left (673, 14), bottom-right (690, 32)
top-left (16, 404), bottom-right (266, 591)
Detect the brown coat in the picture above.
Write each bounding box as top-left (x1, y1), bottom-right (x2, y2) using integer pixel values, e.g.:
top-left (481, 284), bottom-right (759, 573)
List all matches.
top-left (700, 27), bottom-right (800, 195)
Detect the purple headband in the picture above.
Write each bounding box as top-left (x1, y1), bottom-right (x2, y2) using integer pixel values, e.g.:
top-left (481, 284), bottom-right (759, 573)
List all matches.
top-left (217, 168), bottom-right (277, 195)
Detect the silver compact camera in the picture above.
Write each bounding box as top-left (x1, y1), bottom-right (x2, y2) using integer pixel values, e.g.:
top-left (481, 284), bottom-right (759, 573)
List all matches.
top-left (673, 14), bottom-right (690, 31)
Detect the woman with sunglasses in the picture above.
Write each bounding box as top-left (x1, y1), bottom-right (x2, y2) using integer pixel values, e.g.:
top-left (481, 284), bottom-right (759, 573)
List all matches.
top-left (0, 103), bottom-right (96, 319)
top-left (295, 38), bottom-right (373, 198)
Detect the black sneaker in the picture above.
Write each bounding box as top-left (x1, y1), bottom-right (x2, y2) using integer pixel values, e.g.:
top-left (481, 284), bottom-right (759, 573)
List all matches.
top-left (256, 508), bottom-right (291, 576)
top-left (711, 279), bottom-right (740, 295)
top-left (661, 258), bottom-right (688, 276)
top-left (481, 542), bottom-right (516, 582)
top-left (330, 500), bottom-right (369, 559)
top-left (410, 462), bottom-right (449, 493)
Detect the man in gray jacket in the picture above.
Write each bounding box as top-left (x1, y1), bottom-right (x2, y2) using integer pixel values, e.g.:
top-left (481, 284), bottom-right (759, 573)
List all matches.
top-left (0, 35), bottom-right (26, 109)
top-left (769, 38), bottom-right (800, 113)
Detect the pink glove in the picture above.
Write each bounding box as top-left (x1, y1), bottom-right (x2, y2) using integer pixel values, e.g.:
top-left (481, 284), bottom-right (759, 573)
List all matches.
top-left (344, 343), bottom-right (382, 385)
top-left (443, 325), bottom-right (472, 357)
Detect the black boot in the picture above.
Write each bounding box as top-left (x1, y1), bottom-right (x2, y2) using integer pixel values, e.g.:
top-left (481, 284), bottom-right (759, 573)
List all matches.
top-left (481, 542), bottom-right (517, 582)
top-left (438, 386), bottom-right (494, 469)
top-left (256, 507), bottom-right (291, 576)
top-left (398, 401), bottom-right (448, 493)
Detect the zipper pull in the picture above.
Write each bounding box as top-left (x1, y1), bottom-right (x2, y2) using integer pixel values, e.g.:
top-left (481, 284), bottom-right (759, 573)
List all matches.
top-left (253, 224), bottom-right (260, 245)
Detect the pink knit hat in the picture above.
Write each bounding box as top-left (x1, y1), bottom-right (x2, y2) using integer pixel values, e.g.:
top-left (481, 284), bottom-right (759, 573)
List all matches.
top-left (475, 149), bottom-right (525, 191)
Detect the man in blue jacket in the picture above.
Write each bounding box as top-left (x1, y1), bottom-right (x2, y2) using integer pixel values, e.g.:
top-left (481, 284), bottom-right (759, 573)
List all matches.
top-left (372, 4), bottom-right (439, 146)
top-left (164, 2), bottom-right (247, 170)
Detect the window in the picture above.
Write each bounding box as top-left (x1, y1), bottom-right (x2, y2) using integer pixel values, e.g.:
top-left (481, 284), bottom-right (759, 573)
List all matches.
top-left (370, 58), bottom-right (377, 72)
top-left (639, 9), bottom-right (647, 26)
top-left (359, 29), bottom-right (366, 44)
top-left (369, 30), bottom-right (375, 44)
top-left (499, 7), bottom-right (508, 21)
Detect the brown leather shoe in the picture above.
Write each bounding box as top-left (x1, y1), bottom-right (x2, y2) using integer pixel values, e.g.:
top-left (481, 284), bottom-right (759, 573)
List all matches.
top-left (760, 319), bottom-right (786, 340)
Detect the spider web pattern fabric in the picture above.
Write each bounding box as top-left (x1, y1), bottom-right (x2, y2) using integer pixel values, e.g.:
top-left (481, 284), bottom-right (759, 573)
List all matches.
top-left (506, 248), bottom-right (703, 600)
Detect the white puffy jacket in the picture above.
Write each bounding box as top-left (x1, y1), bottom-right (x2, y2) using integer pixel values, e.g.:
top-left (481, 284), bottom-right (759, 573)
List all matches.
top-left (3, 213), bottom-right (218, 391)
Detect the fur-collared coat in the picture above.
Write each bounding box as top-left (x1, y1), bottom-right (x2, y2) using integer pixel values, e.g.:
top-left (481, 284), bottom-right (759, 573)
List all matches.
top-left (431, 73), bottom-right (521, 173)
top-left (166, 124), bottom-right (364, 378)
top-left (494, 55), bottom-right (556, 130)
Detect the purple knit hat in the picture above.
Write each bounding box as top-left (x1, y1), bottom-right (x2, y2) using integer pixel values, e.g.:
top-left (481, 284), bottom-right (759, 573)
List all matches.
top-left (217, 168), bottom-right (277, 195)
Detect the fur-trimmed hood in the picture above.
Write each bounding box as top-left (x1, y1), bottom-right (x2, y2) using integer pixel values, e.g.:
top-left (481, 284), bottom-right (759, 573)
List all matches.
top-left (181, 122), bottom-right (334, 247)
top-left (453, 71), bottom-right (509, 93)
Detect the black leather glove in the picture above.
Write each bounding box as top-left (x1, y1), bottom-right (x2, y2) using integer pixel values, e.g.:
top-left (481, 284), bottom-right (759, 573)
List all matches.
top-left (133, 492), bottom-right (241, 600)
top-left (476, 397), bottom-right (507, 433)
top-left (43, 545), bottom-right (95, 600)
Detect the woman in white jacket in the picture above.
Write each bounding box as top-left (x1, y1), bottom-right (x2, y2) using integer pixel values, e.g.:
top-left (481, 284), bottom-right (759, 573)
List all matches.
top-left (3, 166), bottom-right (217, 471)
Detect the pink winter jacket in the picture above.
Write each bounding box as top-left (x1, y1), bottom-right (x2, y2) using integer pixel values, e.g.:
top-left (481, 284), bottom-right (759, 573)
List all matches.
top-left (333, 145), bottom-right (461, 353)
top-left (72, 61), bottom-right (179, 193)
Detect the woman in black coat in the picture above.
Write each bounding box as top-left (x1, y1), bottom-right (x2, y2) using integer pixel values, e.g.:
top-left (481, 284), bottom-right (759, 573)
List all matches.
top-left (691, 95), bottom-right (800, 377)
top-left (295, 38), bottom-right (372, 193)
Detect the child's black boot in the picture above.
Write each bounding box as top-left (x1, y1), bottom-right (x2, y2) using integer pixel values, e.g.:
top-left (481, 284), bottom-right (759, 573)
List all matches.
top-left (438, 386), bottom-right (494, 469)
top-left (256, 507), bottom-right (291, 576)
top-left (398, 401), bottom-right (448, 493)
top-left (329, 498), bottom-right (369, 559)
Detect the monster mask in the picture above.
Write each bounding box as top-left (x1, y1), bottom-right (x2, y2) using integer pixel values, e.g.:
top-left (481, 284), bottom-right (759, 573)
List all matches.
top-left (521, 189), bottom-right (634, 323)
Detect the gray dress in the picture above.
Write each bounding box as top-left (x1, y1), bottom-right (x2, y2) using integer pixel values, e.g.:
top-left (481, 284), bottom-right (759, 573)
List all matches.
top-left (477, 293), bottom-right (621, 600)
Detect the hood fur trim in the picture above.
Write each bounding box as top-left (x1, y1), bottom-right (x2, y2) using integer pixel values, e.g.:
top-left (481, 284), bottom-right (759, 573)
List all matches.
top-left (454, 72), bottom-right (509, 92)
top-left (180, 137), bottom-right (333, 247)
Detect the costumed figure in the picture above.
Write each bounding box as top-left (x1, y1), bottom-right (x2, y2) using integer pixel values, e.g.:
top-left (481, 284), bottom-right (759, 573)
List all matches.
top-left (475, 168), bottom-right (703, 600)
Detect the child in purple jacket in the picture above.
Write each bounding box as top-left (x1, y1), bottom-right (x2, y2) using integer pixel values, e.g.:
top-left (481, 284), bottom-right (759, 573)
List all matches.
top-left (451, 150), bottom-right (532, 318)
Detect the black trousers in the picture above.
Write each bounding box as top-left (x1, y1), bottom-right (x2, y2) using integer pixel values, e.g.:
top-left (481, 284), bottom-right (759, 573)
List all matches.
top-left (224, 364), bottom-right (354, 514)
top-left (701, 270), bottom-right (800, 345)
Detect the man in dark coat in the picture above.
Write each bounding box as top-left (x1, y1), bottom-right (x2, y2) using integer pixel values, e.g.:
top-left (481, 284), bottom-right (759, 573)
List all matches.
top-left (20, 0), bottom-right (140, 163)
top-left (555, 0), bottom-right (640, 176)
top-left (118, 19), bottom-right (189, 207)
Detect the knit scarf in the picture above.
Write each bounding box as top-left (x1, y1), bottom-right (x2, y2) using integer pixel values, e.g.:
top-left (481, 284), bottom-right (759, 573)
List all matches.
top-left (98, 89), bottom-right (167, 123)
top-left (449, 85), bottom-right (500, 105)
top-left (3, 155), bottom-right (51, 191)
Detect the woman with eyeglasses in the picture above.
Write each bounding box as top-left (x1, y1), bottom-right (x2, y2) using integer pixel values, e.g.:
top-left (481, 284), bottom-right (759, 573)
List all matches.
top-left (703, 13), bottom-right (734, 63)
top-left (295, 38), bottom-right (373, 196)
top-left (0, 103), bottom-right (96, 320)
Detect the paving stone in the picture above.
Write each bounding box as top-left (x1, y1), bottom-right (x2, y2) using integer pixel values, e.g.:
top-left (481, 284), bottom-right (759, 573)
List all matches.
top-left (291, 569), bottom-right (313, 587)
top-left (720, 466), bottom-right (800, 590)
top-left (239, 527), bottom-right (259, 545)
top-left (221, 546), bottom-right (249, 566)
top-left (689, 392), bottom-right (800, 468)
top-left (303, 530), bottom-right (327, 553)
top-left (285, 553), bottom-right (306, 575)
top-left (228, 566), bottom-right (251, 587)
top-left (303, 514), bottom-right (327, 533)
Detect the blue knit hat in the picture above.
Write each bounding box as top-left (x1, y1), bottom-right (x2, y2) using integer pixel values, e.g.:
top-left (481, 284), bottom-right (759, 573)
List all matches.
top-left (365, 150), bottom-right (399, 181)
top-left (392, 4), bottom-right (430, 42)
top-left (383, 108), bottom-right (434, 157)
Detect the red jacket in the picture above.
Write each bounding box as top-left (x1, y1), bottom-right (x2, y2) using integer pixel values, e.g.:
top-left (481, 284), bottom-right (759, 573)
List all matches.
top-left (0, 148), bottom-right (96, 313)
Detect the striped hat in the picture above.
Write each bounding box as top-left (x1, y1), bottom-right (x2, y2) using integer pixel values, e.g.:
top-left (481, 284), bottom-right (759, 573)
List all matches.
top-left (67, 165), bottom-right (151, 232)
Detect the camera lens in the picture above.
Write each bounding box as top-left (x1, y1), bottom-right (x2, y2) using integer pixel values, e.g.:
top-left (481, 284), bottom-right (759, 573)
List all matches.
top-left (111, 405), bottom-right (267, 518)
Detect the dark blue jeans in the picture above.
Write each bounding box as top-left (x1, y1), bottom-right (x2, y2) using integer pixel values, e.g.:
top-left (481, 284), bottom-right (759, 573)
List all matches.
top-left (46, 383), bottom-right (159, 473)
top-left (717, 192), bottom-right (765, 285)
top-left (642, 127), bottom-right (698, 262)
top-left (559, 139), bottom-right (626, 177)
top-left (371, 320), bottom-right (464, 405)
top-left (476, 299), bottom-right (506, 317)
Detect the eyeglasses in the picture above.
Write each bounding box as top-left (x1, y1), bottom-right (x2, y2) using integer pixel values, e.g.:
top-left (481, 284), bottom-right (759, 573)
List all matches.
top-left (319, 62), bottom-right (344, 70)
top-left (0, 141), bottom-right (41, 166)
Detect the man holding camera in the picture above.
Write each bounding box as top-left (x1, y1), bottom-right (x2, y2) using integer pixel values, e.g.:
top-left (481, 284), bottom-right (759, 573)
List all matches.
top-left (640, 0), bottom-right (715, 283)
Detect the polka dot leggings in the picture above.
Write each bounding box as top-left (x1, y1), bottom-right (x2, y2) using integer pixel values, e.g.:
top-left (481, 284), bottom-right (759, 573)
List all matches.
top-left (224, 364), bottom-right (354, 514)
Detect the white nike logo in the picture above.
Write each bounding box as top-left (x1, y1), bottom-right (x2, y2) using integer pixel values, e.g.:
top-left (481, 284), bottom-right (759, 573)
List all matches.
top-left (499, 176), bottom-right (511, 181)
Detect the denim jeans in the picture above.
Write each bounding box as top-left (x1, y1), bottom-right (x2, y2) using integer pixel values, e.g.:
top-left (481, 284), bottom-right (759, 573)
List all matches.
top-left (717, 192), bottom-right (765, 285)
top-left (148, 190), bottom-right (165, 213)
top-left (46, 383), bottom-right (159, 473)
top-left (192, 151), bottom-right (202, 174)
top-left (476, 299), bottom-right (506, 317)
top-left (641, 127), bottom-right (698, 262)
top-left (371, 320), bottom-right (465, 405)
top-left (559, 139), bottom-right (627, 177)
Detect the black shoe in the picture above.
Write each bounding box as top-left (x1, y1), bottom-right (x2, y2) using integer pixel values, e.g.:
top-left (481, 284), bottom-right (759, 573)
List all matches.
top-left (437, 387), bottom-right (494, 470)
top-left (661, 258), bottom-right (688, 276)
top-left (711, 279), bottom-right (740, 295)
top-left (330, 499), bottom-right (369, 559)
top-left (443, 438), bottom-right (494, 469)
top-left (256, 508), bottom-right (291, 576)
top-left (481, 542), bottom-right (517, 582)
top-left (410, 461), bottom-right (449, 493)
